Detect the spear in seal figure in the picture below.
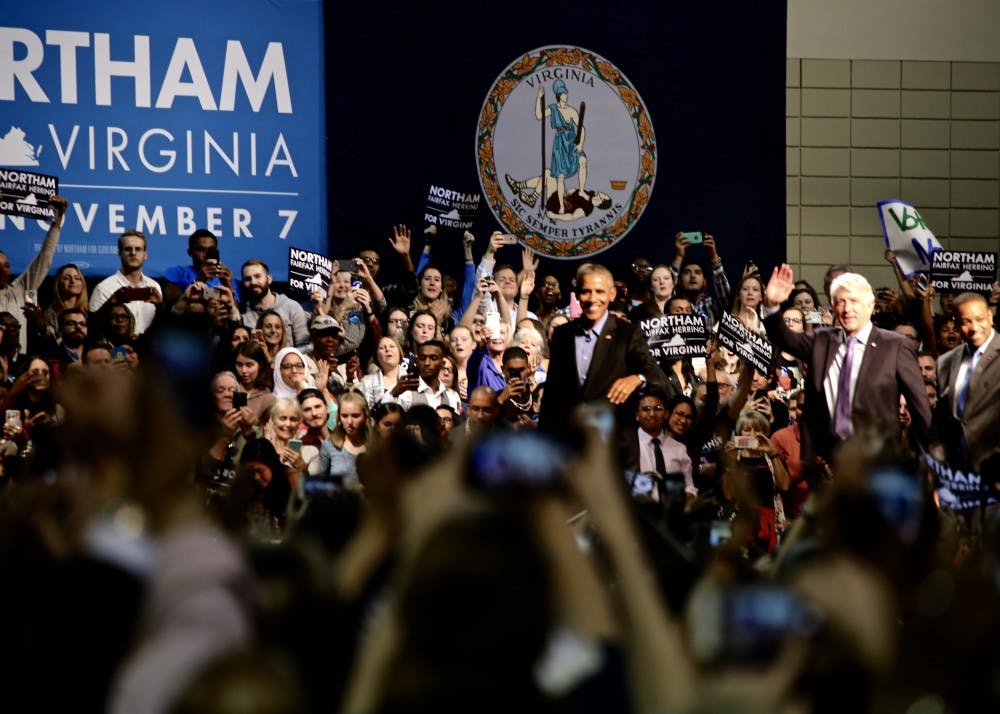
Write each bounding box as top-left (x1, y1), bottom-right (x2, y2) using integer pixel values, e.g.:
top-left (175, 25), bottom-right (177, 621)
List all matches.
top-left (539, 87), bottom-right (545, 217)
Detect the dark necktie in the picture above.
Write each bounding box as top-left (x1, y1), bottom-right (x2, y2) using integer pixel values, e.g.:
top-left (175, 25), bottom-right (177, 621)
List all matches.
top-left (833, 334), bottom-right (857, 439)
top-left (651, 437), bottom-right (667, 477)
top-left (956, 350), bottom-right (980, 417)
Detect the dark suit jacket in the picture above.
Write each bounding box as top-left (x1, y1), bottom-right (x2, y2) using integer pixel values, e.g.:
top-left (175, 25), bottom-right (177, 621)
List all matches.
top-left (763, 312), bottom-right (930, 462)
top-left (539, 313), bottom-right (667, 437)
top-left (935, 335), bottom-right (1000, 472)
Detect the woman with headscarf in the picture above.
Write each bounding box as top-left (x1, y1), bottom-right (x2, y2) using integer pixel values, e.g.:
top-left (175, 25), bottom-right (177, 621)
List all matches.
top-left (271, 346), bottom-right (315, 399)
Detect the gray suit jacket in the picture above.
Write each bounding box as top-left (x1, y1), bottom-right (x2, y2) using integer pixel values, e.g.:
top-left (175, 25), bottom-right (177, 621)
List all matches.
top-left (936, 334), bottom-right (1000, 471)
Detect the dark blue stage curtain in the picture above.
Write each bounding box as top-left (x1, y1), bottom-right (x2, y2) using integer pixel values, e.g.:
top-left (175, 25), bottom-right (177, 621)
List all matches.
top-left (325, 1), bottom-right (787, 288)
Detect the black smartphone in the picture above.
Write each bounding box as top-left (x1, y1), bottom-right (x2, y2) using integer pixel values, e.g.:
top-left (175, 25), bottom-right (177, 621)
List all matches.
top-left (338, 259), bottom-right (356, 273)
top-left (232, 391), bottom-right (248, 409)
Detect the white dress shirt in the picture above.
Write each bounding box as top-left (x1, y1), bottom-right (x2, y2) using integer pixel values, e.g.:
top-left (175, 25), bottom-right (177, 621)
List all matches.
top-left (823, 320), bottom-right (873, 418)
top-left (637, 428), bottom-right (696, 496)
top-left (384, 376), bottom-right (461, 411)
top-left (89, 270), bottom-right (162, 335)
top-left (953, 330), bottom-right (996, 417)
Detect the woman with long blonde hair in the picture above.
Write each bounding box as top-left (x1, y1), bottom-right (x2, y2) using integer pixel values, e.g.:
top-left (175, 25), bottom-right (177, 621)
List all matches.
top-left (45, 264), bottom-right (89, 335)
top-left (314, 389), bottom-right (369, 489)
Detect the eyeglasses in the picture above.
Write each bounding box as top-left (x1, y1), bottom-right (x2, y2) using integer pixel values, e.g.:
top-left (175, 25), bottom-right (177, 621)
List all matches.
top-left (783, 317), bottom-right (803, 325)
top-left (361, 256), bottom-right (380, 265)
top-left (280, 362), bottom-right (306, 371)
top-left (472, 317), bottom-right (486, 325)
top-left (632, 263), bottom-right (653, 272)
top-left (639, 405), bottom-right (665, 412)
top-left (388, 318), bottom-right (408, 326)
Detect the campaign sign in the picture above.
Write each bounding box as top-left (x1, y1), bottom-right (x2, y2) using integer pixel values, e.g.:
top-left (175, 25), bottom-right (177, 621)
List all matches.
top-left (0, 0), bottom-right (326, 279)
top-left (877, 199), bottom-right (942, 277)
top-left (0, 168), bottom-right (58, 220)
top-left (287, 247), bottom-right (331, 300)
top-left (717, 312), bottom-right (773, 376)
top-left (424, 184), bottom-right (480, 230)
top-left (922, 450), bottom-right (998, 511)
top-left (931, 250), bottom-right (997, 295)
top-left (639, 313), bottom-right (707, 360)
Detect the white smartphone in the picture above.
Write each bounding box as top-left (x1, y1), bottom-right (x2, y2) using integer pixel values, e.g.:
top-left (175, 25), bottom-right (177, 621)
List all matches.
top-left (484, 310), bottom-right (501, 334)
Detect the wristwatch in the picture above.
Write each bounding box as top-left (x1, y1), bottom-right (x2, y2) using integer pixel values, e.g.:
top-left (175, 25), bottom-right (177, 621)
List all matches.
top-left (636, 374), bottom-right (647, 388)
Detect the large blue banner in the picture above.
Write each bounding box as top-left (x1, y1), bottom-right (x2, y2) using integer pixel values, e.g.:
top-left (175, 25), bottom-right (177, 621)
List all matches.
top-left (0, 0), bottom-right (325, 279)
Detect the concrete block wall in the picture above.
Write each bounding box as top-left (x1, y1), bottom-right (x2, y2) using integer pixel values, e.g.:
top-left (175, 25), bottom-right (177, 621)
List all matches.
top-left (786, 59), bottom-right (1000, 293)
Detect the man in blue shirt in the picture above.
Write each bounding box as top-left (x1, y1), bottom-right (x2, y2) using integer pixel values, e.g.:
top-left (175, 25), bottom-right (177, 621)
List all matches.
top-left (162, 229), bottom-right (240, 306)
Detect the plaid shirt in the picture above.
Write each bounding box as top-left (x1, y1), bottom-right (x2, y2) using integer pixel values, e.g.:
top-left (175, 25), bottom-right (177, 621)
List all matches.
top-left (670, 262), bottom-right (732, 327)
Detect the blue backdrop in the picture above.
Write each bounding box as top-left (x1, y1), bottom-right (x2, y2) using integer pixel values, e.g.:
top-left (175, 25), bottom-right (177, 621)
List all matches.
top-left (0, 0), bottom-right (326, 279)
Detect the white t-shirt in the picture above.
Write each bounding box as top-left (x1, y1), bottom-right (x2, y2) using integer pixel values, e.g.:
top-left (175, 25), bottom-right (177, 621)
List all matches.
top-left (90, 270), bottom-right (162, 335)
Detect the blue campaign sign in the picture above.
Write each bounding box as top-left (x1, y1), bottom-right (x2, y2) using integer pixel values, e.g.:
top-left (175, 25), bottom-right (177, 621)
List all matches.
top-left (0, 0), bottom-right (325, 279)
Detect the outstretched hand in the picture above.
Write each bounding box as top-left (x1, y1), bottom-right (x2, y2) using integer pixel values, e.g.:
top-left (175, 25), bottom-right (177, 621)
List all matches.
top-left (764, 263), bottom-right (795, 308)
top-left (521, 246), bottom-right (539, 274)
top-left (388, 225), bottom-right (411, 256)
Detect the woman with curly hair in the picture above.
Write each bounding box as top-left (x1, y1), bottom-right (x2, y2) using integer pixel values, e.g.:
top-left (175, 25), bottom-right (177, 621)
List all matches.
top-left (255, 309), bottom-right (288, 367)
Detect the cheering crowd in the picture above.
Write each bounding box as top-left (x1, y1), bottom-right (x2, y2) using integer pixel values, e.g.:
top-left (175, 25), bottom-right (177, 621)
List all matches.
top-left (2, 198), bottom-right (1000, 713)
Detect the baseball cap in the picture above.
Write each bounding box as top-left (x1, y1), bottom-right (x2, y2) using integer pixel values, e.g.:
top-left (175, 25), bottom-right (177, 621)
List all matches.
top-left (309, 314), bottom-right (343, 334)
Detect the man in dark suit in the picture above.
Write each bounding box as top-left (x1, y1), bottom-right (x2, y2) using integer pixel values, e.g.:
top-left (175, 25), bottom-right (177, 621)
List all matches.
top-left (935, 292), bottom-right (1000, 472)
top-left (762, 263), bottom-right (929, 463)
top-left (539, 264), bottom-right (667, 437)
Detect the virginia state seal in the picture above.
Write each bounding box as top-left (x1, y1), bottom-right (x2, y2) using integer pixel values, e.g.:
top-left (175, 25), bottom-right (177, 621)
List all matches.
top-left (476, 46), bottom-right (656, 259)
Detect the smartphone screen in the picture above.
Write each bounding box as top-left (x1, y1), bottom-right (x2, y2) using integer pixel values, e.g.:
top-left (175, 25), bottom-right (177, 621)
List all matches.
top-left (288, 439), bottom-right (303, 453)
top-left (232, 391), bottom-right (248, 409)
top-left (468, 430), bottom-right (566, 491)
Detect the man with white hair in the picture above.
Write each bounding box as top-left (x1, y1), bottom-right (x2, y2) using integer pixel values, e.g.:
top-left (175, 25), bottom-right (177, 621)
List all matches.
top-left (762, 263), bottom-right (929, 462)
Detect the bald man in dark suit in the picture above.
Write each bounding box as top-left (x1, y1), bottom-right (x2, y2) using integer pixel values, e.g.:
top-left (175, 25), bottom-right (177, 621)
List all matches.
top-left (935, 292), bottom-right (1000, 473)
top-left (539, 264), bottom-right (667, 437)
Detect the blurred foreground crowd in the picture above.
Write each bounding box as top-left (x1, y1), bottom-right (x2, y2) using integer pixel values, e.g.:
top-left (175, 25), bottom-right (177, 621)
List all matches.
top-left (1, 198), bottom-right (1000, 713)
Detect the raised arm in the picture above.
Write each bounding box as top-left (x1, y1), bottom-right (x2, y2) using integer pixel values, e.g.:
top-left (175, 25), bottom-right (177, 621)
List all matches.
top-left (388, 224), bottom-right (415, 274)
top-left (19, 196), bottom-right (67, 290)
